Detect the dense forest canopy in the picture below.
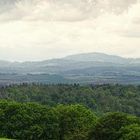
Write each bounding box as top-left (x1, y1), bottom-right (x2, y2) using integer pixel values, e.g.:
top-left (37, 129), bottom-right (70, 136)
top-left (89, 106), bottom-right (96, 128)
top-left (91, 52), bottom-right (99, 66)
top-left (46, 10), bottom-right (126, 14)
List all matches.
top-left (0, 84), bottom-right (140, 139)
top-left (0, 101), bottom-right (140, 140)
top-left (0, 84), bottom-right (140, 116)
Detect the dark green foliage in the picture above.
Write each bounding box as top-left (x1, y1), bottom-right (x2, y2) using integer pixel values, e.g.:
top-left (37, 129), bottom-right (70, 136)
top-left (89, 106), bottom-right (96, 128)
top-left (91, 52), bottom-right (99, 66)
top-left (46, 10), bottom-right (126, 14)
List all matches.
top-left (0, 101), bottom-right (50, 139)
top-left (0, 84), bottom-right (140, 139)
top-left (0, 101), bottom-right (140, 140)
top-left (54, 105), bottom-right (97, 140)
top-left (88, 112), bottom-right (140, 140)
top-left (0, 101), bottom-right (97, 140)
top-left (119, 124), bottom-right (140, 140)
top-left (0, 84), bottom-right (140, 116)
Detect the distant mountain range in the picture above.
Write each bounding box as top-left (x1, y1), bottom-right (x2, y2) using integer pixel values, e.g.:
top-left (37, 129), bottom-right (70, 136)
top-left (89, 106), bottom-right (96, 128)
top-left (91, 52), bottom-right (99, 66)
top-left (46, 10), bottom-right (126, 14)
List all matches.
top-left (0, 53), bottom-right (140, 85)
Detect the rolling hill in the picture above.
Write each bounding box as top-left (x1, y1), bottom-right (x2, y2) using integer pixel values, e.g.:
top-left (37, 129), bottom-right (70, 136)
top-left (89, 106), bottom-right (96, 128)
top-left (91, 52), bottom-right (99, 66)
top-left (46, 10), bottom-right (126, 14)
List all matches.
top-left (0, 52), bottom-right (140, 85)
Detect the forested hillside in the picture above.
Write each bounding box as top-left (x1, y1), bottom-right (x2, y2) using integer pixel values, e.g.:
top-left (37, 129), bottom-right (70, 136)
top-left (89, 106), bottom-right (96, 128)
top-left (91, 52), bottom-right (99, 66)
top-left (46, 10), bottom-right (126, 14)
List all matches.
top-left (0, 53), bottom-right (140, 85)
top-left (0, 84), bottom-right (140, 116)
top-left (0, 84), bottom-right (140, 139)
top-left (0, 101), bottom-right (140, 140)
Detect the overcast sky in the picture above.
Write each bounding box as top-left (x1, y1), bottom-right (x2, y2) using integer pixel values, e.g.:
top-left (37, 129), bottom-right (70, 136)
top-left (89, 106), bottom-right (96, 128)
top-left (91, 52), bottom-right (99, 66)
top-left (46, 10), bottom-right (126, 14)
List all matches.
top-left (0, 0), bottom-right (140, 61)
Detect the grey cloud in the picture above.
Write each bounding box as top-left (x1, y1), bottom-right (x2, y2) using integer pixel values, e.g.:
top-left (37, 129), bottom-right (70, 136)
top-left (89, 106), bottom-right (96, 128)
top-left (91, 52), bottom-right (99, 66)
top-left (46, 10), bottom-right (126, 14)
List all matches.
top-left (123, 31), bottom-right (140, 38)
top-left (133, 17), bottom-right (140, 24)
top-left (0, 0), bottom-right (138, 22)
top-left (0, 0), bottom-right (139, 61)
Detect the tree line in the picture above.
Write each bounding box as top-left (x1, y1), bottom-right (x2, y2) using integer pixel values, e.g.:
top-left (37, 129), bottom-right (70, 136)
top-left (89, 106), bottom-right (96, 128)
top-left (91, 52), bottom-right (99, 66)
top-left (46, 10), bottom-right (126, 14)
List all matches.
top-left (0, 100), bottom-right (140, 140)
top-left (0, 84), bottom-right (140, 116)
top-left (0, 84), bottom-right (140, 139)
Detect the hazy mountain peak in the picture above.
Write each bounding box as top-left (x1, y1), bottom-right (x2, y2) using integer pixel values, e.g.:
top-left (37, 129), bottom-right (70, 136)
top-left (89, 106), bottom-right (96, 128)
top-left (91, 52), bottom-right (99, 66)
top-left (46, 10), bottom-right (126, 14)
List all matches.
top-left (64, 52), bottom-right (126, 63)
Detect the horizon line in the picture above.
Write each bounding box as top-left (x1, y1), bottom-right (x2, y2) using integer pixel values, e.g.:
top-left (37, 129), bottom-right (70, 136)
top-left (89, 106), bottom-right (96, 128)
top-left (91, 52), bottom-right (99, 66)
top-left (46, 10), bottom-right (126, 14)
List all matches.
top-left (0, 52), bottom-right (139, 63)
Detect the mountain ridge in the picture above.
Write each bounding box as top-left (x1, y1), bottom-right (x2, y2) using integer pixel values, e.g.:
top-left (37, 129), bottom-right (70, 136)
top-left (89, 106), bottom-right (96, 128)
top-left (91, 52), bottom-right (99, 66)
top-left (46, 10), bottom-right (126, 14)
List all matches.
top-left (0, 52), bottom-right (140, 63)
top-left (0, 52), bottom-right (139, 85)
top-left (0, 52), bottom-right (140, 64)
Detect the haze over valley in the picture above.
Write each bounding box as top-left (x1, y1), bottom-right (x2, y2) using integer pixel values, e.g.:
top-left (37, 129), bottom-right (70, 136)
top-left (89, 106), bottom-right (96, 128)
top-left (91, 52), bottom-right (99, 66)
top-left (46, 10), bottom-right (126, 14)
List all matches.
top-left (0, 52), bottom-right (140, 85)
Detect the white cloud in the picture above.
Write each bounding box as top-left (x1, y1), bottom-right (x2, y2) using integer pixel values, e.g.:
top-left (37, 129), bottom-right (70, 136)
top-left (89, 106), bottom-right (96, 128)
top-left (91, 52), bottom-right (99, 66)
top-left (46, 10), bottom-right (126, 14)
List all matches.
top-left (0, 0), bottom-right (137, 21)
top-left (0, 0), bottom-right (139, 61)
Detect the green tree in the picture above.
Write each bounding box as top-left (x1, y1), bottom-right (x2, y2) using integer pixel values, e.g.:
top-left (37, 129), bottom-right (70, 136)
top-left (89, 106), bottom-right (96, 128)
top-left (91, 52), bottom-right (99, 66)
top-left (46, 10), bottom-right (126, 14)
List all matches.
top-left (88, 112), bottom-right (140, 140)
top-left (55, 105), bottom-right (97, 140)
top-left (119, 124), bottom-right (140, 140)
